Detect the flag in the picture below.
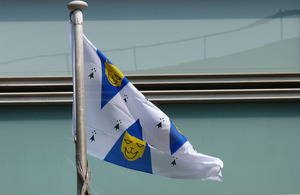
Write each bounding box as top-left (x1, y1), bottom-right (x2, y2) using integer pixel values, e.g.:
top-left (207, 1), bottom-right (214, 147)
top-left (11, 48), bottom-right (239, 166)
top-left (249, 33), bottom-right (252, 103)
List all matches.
top-left (72, 31), bottom-right (223, 181)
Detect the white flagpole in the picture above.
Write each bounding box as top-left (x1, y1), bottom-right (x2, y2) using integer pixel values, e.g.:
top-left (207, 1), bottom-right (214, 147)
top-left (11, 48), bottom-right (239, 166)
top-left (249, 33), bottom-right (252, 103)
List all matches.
top-left (67, 1), bottom-right (91, 195)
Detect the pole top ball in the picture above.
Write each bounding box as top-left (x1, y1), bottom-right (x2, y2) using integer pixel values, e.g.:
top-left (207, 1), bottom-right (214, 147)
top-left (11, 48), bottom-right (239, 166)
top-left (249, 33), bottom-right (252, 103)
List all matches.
top-left (67, 1), bottom-right (88, 11)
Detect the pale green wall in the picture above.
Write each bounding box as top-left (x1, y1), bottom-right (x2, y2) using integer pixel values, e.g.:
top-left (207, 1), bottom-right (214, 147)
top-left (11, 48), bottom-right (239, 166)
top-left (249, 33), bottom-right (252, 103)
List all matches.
top-left (1, 102), bottom-right (300, 194)
top-left (1, 0), bottom-right (300, 76)
top-left (1, 1), bottom-right (300, 194)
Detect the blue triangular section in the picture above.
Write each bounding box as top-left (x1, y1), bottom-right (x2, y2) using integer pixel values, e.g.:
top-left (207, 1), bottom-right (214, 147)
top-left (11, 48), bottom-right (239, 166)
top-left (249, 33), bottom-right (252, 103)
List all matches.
top-left (104, 120), bottom-right (153, 174)
top-left (169, 119), bottom-right (187, 155)
top-left (96, 50), bottom-right (129, 109)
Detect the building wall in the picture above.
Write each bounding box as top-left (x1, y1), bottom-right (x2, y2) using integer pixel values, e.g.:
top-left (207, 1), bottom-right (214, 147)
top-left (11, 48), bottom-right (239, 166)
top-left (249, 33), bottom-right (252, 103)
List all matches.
top-left (1, 0), bottom-right (300, 76)
top-left (1, 0), bottom-right (300, 194)
top-left (1, 103), bottom-right (300, 194)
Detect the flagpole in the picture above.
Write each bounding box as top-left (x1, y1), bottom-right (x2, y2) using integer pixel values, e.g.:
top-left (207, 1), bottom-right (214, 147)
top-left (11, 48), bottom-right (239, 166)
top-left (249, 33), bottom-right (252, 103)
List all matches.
top-left (67, 1), bottom-right (91, 195)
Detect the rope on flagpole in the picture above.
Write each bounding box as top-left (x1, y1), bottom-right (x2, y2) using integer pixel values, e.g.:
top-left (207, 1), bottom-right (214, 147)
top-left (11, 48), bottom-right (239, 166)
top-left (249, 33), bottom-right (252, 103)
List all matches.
top-left (77, 159), bottom-right (91, 195)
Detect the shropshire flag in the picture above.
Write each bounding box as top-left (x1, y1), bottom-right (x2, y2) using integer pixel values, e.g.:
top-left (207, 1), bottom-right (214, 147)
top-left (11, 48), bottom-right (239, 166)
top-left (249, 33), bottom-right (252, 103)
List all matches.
top-left (72, 33), bottom-right (223, 181)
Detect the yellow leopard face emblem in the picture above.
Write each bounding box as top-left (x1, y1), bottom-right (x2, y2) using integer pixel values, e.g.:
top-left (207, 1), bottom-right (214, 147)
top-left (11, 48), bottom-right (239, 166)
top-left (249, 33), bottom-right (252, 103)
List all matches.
top-left (105, 60), bottom-right (124, 87)
top-left (121, 131), bottom-right (146, 161)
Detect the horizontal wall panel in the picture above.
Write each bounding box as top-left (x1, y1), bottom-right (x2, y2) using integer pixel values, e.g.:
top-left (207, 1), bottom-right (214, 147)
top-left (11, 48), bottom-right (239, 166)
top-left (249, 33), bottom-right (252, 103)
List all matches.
top-left (0, 73), bottom-right (300, 104)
